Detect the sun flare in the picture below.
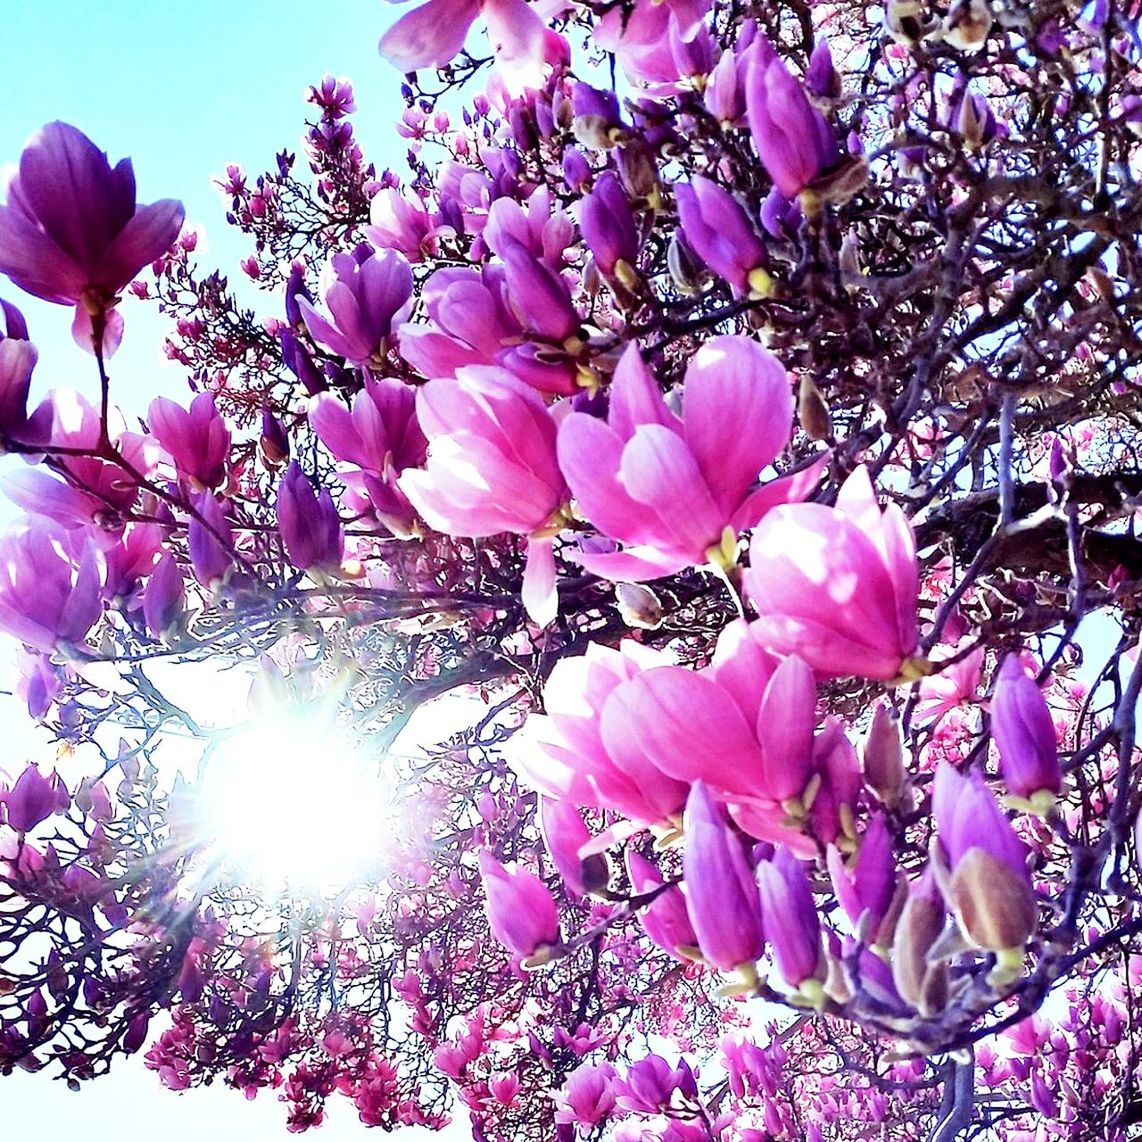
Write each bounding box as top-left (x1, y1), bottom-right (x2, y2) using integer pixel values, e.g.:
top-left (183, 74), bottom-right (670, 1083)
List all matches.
top-left (192, 717), bottom-right (392, 894)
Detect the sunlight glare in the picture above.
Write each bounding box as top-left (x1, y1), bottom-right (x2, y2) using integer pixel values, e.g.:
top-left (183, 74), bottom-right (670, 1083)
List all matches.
top-left (196, 718), bottom-right (390, 893)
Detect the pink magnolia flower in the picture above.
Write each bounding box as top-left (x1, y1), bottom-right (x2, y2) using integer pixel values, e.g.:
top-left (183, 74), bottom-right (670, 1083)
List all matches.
top-left (627, 850), bottom-right (698, 959)
top-left (398, 366), bottom-right (568, 624)
top-left (554, 1062), bottom-right (617, 1127)
top-left (675, 176), bottom-right (769, 295)
top-left (366, 188), bottom-right (436, 262)
top-left (308, 377), bottom-right (426, 535)
top-left (515, 640), bottom-right (689, 825)
top-left (558, 337), bottom-right (821, 582)
top-left (744, 465), bottom-right (922, 681)
top-left (379, 0), bottom-right (549, 95)
top-left (0, 123), bottom-right (184, 355)
top-left (148, 392), bottom-right (230, 490)
top-left (914, 641), bottom-right (983, 726)
top-left (477, 850), bottom-right (560, 960)
top-left (298, 245), bottom-right (414, 368)
top-left (4, 389), bottom-right (158, 528)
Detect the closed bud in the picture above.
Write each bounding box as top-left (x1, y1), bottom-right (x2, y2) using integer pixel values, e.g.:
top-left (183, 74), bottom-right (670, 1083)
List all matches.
top-left (891, 874), bottom-right (948, 1015)
top-left (798, 374), bottom-right (832, 441)
top-left (666, 234), bottom-right (706, 294)
top-left (616, 582), bottom-right (663, 629)
top-left (862, 703), bottom-right (906, 807)
top-left (615, 140), bottom-right (659, 203)
top-left (949, 848), bottom-right (1037, 967)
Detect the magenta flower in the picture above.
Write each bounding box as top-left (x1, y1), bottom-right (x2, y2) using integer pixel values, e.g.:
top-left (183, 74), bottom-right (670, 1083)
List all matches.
top-left (187, 494), bottom-right (235, 591)
top-left (379, 0), bottom-right (548, 95)
top-left (559, 337), bottom-right (820, 582)
top-left (308, 377), bottom-right (426, 535)
top-left (148, 393), bottom-right (230, 491)
top-left (0, 123), bottom-right (184, 354)
top-left (675, 177), bottom-right (769, 295)
top-left (683, 782), bottom-right (765, 972)
top-left (142, 553), bottom-right (187, 642)
top-left (0, 522), bottom-right (104, 653)
top-left (366, 188), bottom-right (436, 262)
top-left (276, 463), bottom-right (344, 574)
top-left (755, 846), bottom-right (823, 991)
top-left (398, 366), bottom-right (568, 624)
top-left (539, 797), bottom-right (595, 897)
top-left (744, 466), bottom-right (922, 682)
top-left (745, 41), bottom-right (840, 198)
top-left (554, 1062), bottom-right (617, 1127)
top-left (515, 640), bottom-right (689, 825)
top-left (990, 653), bottom-right (1062, 808)
top-left (298, 245), bottom-right (413, 369)
top-left (579, 172), bottom-right (640, 283)
top-left (826, 813), bottom-right (897, 938)
top-left (2, 764), bottom-right (68, 833)
top-left (627, 850), bottom-right (699, 960)
top-left (0, 300), bottom-right (35, 434)
top-left (477, 850), bottom-right (560, 961)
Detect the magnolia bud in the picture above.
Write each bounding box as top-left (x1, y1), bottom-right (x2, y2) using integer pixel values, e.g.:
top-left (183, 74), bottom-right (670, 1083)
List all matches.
top-left (862, 703), bottom-right (906, 807)
top-left (943, 0), bottom-right (992, 51)
top-left (667, 234), bottom-right (706, 294)
top-left (949, 848), bottom-right (1038, 956)
top-left (891, 882), bottom-right (948, 1016)
top-left (616, 582), bottom-right (663, 629)
top-left (798, 374), bottom-right (832, 441)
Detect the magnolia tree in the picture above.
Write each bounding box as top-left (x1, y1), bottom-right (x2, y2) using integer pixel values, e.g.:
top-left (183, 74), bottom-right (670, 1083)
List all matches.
top-left (1, 1), bottom-right (1142, 1139)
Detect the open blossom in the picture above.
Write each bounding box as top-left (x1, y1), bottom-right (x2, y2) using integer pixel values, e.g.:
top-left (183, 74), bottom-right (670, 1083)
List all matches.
top-left (148, 392), bottom-right (230, 490)
top-left (308, 376), bottom-right (425, 535)
top-left (744, 466), bottom-right (921, 681)
top-left (398, 366), bottom-right (568, 624)
top-left (0, 122), bottom-right (184, 355)
top-left (559, 337), bottom-right (820, 582)
top-left (366, 187), bottom-right (436, 261)
top-left (378, 0), bottom-right (549, 95)
top-left (298, 245), bottom-right (413, 368)
top-left (0, 521), bottom-right (104, 653)
top-left (515, 640), bottom-right (689, 825)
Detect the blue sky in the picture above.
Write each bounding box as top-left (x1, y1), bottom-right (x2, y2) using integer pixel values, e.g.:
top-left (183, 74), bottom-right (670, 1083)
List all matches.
top-left (0, 0), bottom-right (408, 408)
top-left (0, 3), bottom-right (471, 1137)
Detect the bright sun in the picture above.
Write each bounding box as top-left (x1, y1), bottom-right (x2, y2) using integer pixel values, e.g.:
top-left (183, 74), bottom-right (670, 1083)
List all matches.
top-left (192, 716), bottom-right (393, 894)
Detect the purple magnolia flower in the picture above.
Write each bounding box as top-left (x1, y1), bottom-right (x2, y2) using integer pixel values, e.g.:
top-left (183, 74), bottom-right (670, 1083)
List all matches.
top-left (0, 123), bottom-right (184, 355)
top-left (0, 522), bottom-right (104, 653)
top-left (826, 812), bottom-right (897, 938)
top-left (990, 654), bottom-right (1062, 808)
top-left (539, 797), bottom-right (595, 897)
top-left (187, 494), bottom-right (235, 591)
top-left (3, 764), bottom-right (68, 833)
top-left (0, 300), bottom-right (35, 434)
top-left (627, 850), bottom-right (699, 960)
top-left (148, 393), bottom-right (230, 491)
top-left (756, 846), bottom-right (823, 992)
top-left (554, 1062), bottom-right (617, 1127)
top-left (276, 463), bottom-right (344, 574)
top-left (683, 782), bottom-right (765, 972)
top-left (558, 337), bottom-right (821, 582)
top-left (298, 245), bottom-right (414, 368)
top-left (477, 850), bottom-right (560, 961)
top-left (142, 553), bottom-right (186, 642)
top-left (308, 377), bottom-right (425, 535)
top-left (675, 177), bottom-right (769, 295)
top-left (579, 171), bottom-right (640, 284)
top-left (366, 188), bottom-right (436, 262)
top-left (745, 42), bottom-right (839, 198)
